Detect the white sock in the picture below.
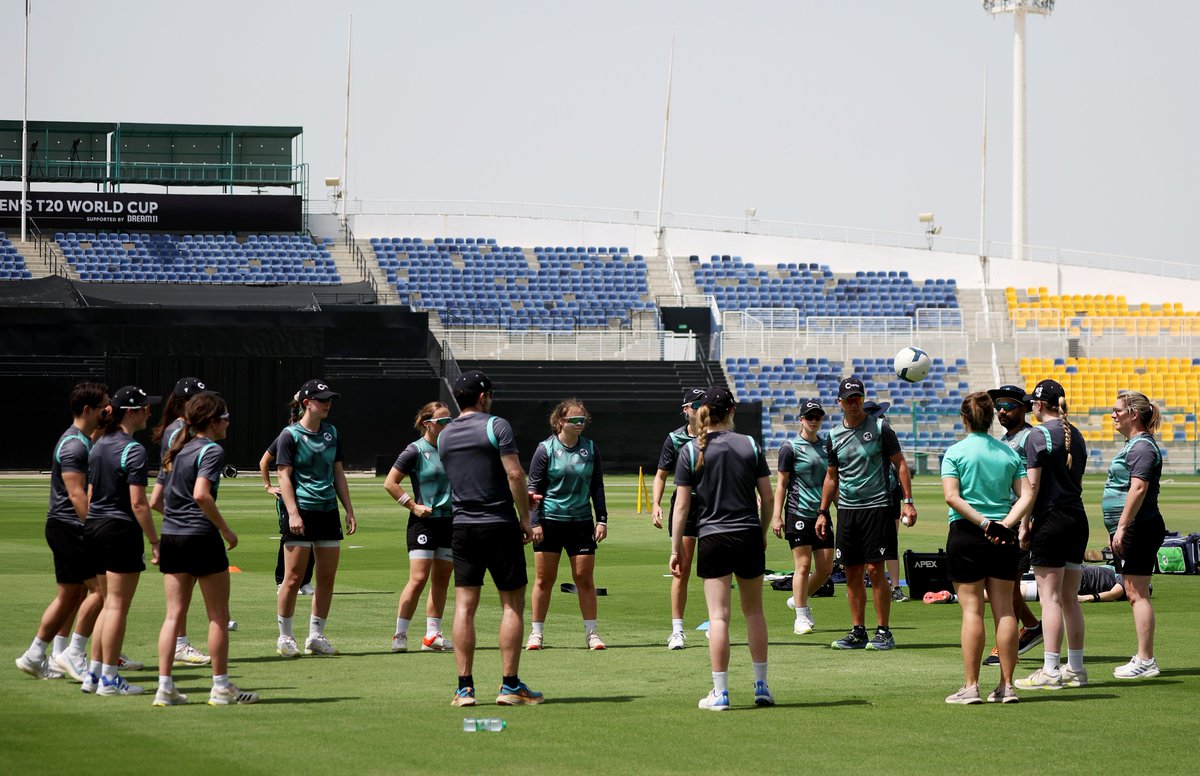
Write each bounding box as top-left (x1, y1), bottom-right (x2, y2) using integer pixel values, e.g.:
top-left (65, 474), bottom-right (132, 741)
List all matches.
top-left (25, 636), bottom-right (48, 661)
top-left (531, 621), bottom-right (544, 636)
top-left (158, 675), bottom-right (174, 690)
top-left (213, 673), bottom-right (230, 689)
top-left (278, 615), bottom-right (293, 638)
top-left (88, 660), bottom-right (102, 677)
top-left (175, 635), bottom-right (188, 650)
top-left (69, 633), bottom-right (88, 654)
top-left (395, 617), bottom-right (410, 636)
top-left (583, 619), bottom-right (597, 633)
top-left (797, 606), bottom-right (811, 618)
top-left (1043, 651), bottom-right (1061, 674)
top-left (426, 617), bottom-right (441, 637)
top-left (101, 663), bottom-right (118, 680)
top-left (753, 662), bottom-right (768, 683)
top-left (1067, 649), bottom-right (1085, 672)
top-left (671, 618), bottom-right (684, 634)
top-left (52, 635), bottom-right (68, 657)
top-left (310, 615), bottom-right (326, 637)
top-left (712, 671), bottom-right (728, 694)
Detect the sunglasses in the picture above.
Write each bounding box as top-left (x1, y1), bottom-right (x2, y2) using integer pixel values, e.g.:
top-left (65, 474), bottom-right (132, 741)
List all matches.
top-left (995, 402), bottom-right (1023, 412)
top-left (565, 416), bottom-right (587, 426)
top-left (425, 417), bottom-right (453, 426)
top-left (802, 413), bottom-right (824, 421)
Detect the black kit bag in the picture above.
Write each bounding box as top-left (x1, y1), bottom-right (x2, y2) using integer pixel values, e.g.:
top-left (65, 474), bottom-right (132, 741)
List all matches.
top-left (903, 548), bottom-right (952, 599)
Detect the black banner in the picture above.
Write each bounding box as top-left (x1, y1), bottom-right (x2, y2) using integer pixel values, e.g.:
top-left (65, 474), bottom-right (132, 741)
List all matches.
top-left (0, 191), bottom-right (301, 232)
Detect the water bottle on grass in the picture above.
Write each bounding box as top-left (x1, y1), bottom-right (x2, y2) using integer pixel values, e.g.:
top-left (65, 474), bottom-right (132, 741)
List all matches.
top-left (463, 718), bottom-right (506, 732)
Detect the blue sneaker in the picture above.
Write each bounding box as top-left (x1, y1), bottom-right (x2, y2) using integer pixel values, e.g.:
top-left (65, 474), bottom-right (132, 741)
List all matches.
top-left (866, 629), bottom-right (896, 651)
top-left (698, 688), bottom-right (730, 711)
top-left (753, 681), bottom-right (775, 706)
top-left (831, 628), bottom-right (869, 650)
top-left (451, 686), bottom-right (477, 707)
top-left (496, 682), bottom-right (544, 705)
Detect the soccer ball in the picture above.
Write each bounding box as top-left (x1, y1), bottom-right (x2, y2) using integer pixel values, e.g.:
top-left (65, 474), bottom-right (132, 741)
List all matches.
top-left (893, 346), bottom-right (931, 383)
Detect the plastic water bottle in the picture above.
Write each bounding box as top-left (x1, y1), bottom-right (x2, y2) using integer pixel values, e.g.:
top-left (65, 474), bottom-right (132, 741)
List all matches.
top-left (463, 718), bottom-right (506, 732)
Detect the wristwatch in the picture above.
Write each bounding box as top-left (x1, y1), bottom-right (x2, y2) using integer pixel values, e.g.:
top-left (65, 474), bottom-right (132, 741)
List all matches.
top-left (817, 508), bottom-right (831, 517)
top-left (901, 498), bottom-right (914, 505)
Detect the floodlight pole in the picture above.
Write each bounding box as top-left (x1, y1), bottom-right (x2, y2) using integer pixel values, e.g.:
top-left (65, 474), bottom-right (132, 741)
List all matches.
top-left (20, 0), bottom-right (30, 243)
top-left (340, 13), bottom-right (352, 226)
top-left (654, 36), bottom-right (675, 259)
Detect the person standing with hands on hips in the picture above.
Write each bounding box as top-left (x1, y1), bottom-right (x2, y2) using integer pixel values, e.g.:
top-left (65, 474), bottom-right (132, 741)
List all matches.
top-left (818, 377), bottom-right (916, 651)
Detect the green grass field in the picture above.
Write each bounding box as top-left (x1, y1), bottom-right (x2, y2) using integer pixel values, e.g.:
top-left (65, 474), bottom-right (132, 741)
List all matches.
top-left (2, 473), bottom-right (1197, 775)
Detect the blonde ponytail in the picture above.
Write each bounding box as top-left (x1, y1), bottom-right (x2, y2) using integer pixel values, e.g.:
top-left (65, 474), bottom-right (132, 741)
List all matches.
top-left (1058, 396), bottom-right (1076, 476)
top-left (695, 405), bottom-right (712, 470)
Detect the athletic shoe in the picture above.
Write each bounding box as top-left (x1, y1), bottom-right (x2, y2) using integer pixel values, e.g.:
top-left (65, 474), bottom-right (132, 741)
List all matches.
top-left (922, 590), bottom-right (953, 604)
top-left (667, 631), bottom-right (686, 651)
top-left (1014, 668), bottom-right (1062, 691)
top-left (525, 632), bottom-right (544, 651)
top-left (785, 596), bottom-right (797, 610)
top-left (451, 686), bottom-right (477, 707)
top-left (97, 674), bottom-right (144, 696)
top-left (1061, 666), bottom-right (1088, 688)
top-left (174, 643), bottom-right (211, 666)
top-left (945, 685), bottom-right (983, 705)
top-left (586, 630), bottom-right (606, 651)
top-left (208, 683), bottom-right (259, 705)
top-left (831, 629), bottom-right (869, 650)
top-left (298, 583), bottom-right (316, 596)
top-left (698, 688), bottom-right (730, 711)
top-left (152, 686), bottom-right (189, 706)
top-left (304, 634), bottom-right (338, 656)
top-left (793, 614), bottom-right (814, 636)
top-left (987, 684), bottom-right (1019, 704)
top-left (1017, 623), bottom-right (1044, 655)
top-left (496, 682), bottom-right (545, 705)
top-left (982, 646), bottom-right (1000, 667)
top-left (422, 633), bottom-right (453, 652)
top-left (1113, 657), bottom-right (1160, 680)
top-left (81, 672), bottom-right (99, 694)
top-left (390, 633), bottom-right (408, 653)
top-left (891, 586), bottom-right (909, 603)
top-left (753, 680), bottom-right (775, 706)
top-left (866, 629), bottom-right (896, 651)
top-left (53, 650), bottom-right (88, 682)
top-left (117, 654), bottom-right (144, 671)
top-left (15, 653), bottom-right (49, 679)
top-left (276, 635), bottom-right (301, 659)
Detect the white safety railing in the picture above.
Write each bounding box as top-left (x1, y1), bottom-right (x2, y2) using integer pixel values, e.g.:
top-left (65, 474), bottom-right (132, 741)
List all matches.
top-left (432, 328), bottom-right (696, 361)
top-left (915, 308), bottom-right (964, 332)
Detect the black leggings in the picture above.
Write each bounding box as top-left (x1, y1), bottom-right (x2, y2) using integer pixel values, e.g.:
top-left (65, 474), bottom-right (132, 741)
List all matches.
top-left (275, 538), bottom-right (315, 586)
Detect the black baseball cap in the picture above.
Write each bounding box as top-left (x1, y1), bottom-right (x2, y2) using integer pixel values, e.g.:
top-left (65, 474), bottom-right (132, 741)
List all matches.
top-left (453, 369), bottom-right (492, 394)
top-left (988, 384), bottom-right (1031, 409)
top-left (838, 377), bottom-right (866, 400)
top-left (112, 385), bottom-right (161, 409)
top-left (701, 386), bottom-right (736, 414)
top-left (1026, 379), bottom-right (1065, 406)
top-left (173, 377), bottom-right (212, 398)
top-left (681, 387), bottom-right (705, 406)
top-left (298, 379), bottom-right (339, 401)
top-left (863, 400), bottom-right (890, 419)
top-left (800, 399), bottom-right (825, 418)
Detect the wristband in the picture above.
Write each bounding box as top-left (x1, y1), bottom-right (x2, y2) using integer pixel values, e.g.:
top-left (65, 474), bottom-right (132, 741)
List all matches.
top-left (901, 498), bottom-right (914, 505)
top-left (398, 493), bottom-right (411, 506)
top-left (1092, 593), bottom-right (1101, 602)
top-left (596, 517), bottom-right (608, 525)
top-left (817, 508), bottom-right (830, 517)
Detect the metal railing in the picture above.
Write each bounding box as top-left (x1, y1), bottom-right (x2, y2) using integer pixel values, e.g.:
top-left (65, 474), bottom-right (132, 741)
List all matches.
top-left (1, 159), bottom-right (304, 188)
top-left (433, 328), bottom-right (697, 361)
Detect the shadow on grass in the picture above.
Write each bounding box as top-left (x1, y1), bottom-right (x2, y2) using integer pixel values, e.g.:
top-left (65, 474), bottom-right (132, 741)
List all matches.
top-left (254, 696), bottom-right (363, 705)
top-left (331, 591), bottom-right (394, 596)
top-left (728, 699), bottom-right (871, 711)
top-left (1013, 692), bottom-right (1119, 702)
top-left (547, 694), bottom-right (641, 704)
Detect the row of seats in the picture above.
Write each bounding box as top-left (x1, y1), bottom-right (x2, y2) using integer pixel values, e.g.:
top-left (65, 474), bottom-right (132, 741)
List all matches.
top-left (0, 233), bottom-right (33, 280)
top-left (1007, 287), bottom-right (1196, 332)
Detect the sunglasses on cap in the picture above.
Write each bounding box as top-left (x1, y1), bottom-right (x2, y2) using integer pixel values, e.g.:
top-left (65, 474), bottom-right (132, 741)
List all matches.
top-left (565, 416), bottom-right (587, 426)
top-left (424, 417), bottom-right (453, 426)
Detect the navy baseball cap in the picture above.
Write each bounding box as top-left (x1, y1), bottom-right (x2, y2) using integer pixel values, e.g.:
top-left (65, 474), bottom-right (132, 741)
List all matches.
top-left (800, 399), bottom-right (825, 418)
top-left (681, 387), bottom-right (705, 406)
top-left (838, 377), bottom-right (866, 400)
top-left (173, 377), bottom-right (212, 398)
top-left (701, 386), bottom-right (736, 414)
top-left (1026, 379), bottom-right (1065, 406)
top-left (298, 379), bottom-right (339, 401)
top-left (453, 369), bottom-right (492, 393)
top-left (863, 400), bottom-right (890, 419)
top-left (112, 385), bottom-right (161, 409)
top-left (988, 384), bottom-right (1031, 409)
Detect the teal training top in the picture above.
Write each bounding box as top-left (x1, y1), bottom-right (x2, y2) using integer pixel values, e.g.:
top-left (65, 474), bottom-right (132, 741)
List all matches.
top-left (274, 421), bottom-right (343, 511)
top-left (1101, 432), bottom-right (1162, 533)
top-left (823, 416), bottom-right (900, 510)
top-left (393, 437), bottom-right (453, 518)
top-left (777, 435), bottom-right (828, 518)
top-left (527, 435), bottom-right (608, 523)
top-left (941, 432), bottom-right (1026, 523)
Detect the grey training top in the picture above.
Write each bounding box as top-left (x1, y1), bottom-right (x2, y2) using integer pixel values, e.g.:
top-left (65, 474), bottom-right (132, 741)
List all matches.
top-left (162, 436), bottom-right (225, 536)
top-left (437, 412), bottom-right (520, 526)
top-left (47, 426), bottom-right (92, 523)
top-left (675, 431), bottom-right (770, 538)
top-left (87, 430), bottom-right (149, 522)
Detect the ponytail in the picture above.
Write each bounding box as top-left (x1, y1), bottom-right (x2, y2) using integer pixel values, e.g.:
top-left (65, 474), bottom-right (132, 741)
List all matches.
top-left (959, 392), bottom-right (994, 433)
top-left (162, 393), bottom-right (227, 473)
top-left (1119, 391), bottom-right (1160, 439)
top-left (1058, 396), bottom-right (1075, 475)
top-left (695, 405), bottom-right (712, 470)
top-left (288, 393), bottom-right (302, 424)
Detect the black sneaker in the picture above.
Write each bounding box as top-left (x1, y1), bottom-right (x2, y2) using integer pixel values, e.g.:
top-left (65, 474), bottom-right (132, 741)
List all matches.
top-left (982, 647), bottom-right (1000, 667)
top-left (1017, 623), bottom-right (1043, 655)
top-left (831, 628), bottom-right (869, 650)
top-left (891, 586), bottom-right (908, 603)
top-left (866, 628), bottom-right (896, 651)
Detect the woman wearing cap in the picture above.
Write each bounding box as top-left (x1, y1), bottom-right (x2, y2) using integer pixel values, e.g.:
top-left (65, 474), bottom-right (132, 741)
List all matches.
top-left (87, 385), bottom-right (162, 696)
top-left (941, 392), bottom-right (1033, 704)
top-left (274, 379), bottom-right (357, 659)
top-left (771, 398), bottom-right (833, 636)
top-left (384, 401), bottom-right (455, 653)
top-left (262, 397), bottom-right (315, 595)
top-left (1014, 379), bottom-right (1090, 691)
top-left (153, 392), bottom-right (258, 707)
top-left (672, 387), bottom-right (774, 710)
top-left (652, 388), bottom-right (704, 650)
top-left (148, 377), bottom-right (213, 668)
top-left (526, 399), bottom-right (609, 651)
top-left (1103, 391), bottom-right (1166, 680)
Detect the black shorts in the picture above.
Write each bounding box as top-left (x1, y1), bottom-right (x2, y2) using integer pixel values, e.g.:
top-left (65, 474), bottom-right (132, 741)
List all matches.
top-left (835, 506), bottom-right (897, 566)
top-left (452, 522), bottom-right (528, 591)
top-left (697, 527), bottom-right (766, 579)
top-left (946, 520), bottom-right (1020, 583)
top-left (784, 513), bottom-right (835, 550)
top-left (667, 489), bottom-right (699, 539)
top-left (1029, 505), bottom-right (1089, 568)
top-left (886, 489), bottom-right (902, 521)
top-left (533, 519), bottom-right (597, 556)
top-left (282, 507), bottom-right (344, 543)
top-left (159, 532), bottom-right (229, 577)
top-left (87, 517), bottom-right (145, 575)
top-left (45, 519), bottom-right (93, 584)
top-left (407, 515), bottom-right (453, 553)
top-left (1112, 513), bottom-right (1166, 576)
top-left (1016, 549), bottom-right (1033, 578)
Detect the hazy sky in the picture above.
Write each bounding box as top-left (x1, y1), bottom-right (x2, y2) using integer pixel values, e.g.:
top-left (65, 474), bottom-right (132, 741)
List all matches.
top-left (2, 1), bottom-right (1196, 264)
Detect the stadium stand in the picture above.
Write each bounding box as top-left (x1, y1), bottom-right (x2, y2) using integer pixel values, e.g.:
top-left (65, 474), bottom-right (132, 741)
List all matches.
top-left (1007, 286), bottom-right (1200, 334)
top-left (55, 232), bottom-right (340, 284)
top-left (371, 237), bottom-right (653, 330)
top-left (0, 232), bottom-right (33, 280)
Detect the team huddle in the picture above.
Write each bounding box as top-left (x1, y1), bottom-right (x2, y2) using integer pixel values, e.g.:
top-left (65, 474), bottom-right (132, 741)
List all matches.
top-left (16, 370), bottom-right (1167, 709)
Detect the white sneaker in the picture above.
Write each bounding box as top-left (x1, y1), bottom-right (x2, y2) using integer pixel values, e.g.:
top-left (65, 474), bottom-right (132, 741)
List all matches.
top-left (391, 633), bottom-right (408, 653)
top-left (117, 654), bottom-right (144, 671)
top-left (1061, 666), bottom-right (1088, 688)
top-left (525, 632), bottom-right (544, 651)
top-left (698, 688), bottom-right (730, 711)
top-left (208, 682), bottom-right (259, 706)
top-left (53, 650), bottom-right (88, 682)
top-left (1113, 656), bottom-right (1160, 680)
top-left (298, 583), bottom-right (316, 596)
top-left (785, 596), bottom-right (797, 610)
top-left (152, 685), bottom-right (189, 706)
top-left (81, 672), bottom-right (99, 694)
top-left (586, 630), bottom-right (607, 650)
top-left (97, 674), bottom-right (144, 696)
top-left (15, 653), bottom-right (48, 679)
top-left (174, 643), bottom-right (211, 666)
top-left (794, 614), bottom-right (815, 635)
top-left (276, 635), bottom-right (301, 659)
top-left (421, 632), bottom-right (453, 652)
top-left (667, 631), bottom-right (686, 651)
top-left (304, 634), bottom-right (338, 656)
top-left (1014, 668), bottom-right (1062, 691)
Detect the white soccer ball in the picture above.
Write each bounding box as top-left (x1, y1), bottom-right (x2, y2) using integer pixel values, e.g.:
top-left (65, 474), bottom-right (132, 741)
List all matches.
top-left (893, 346), bottom-right (932, 383)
